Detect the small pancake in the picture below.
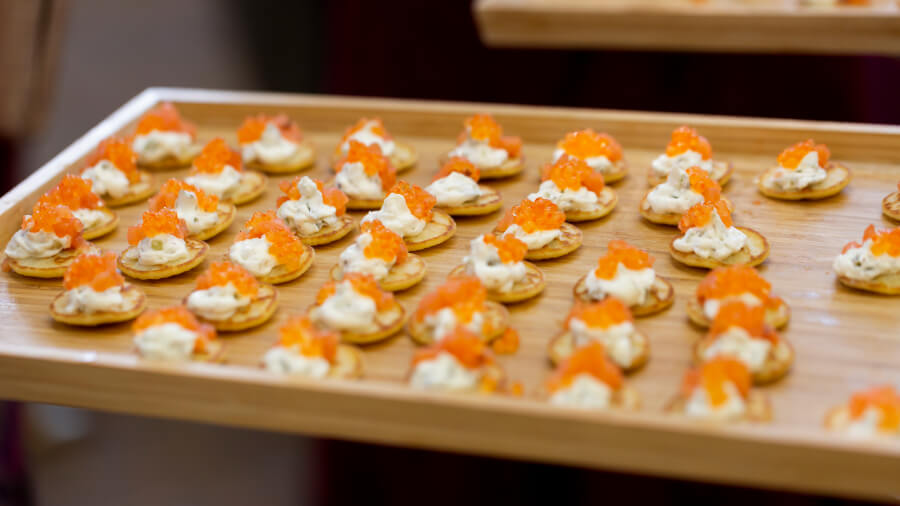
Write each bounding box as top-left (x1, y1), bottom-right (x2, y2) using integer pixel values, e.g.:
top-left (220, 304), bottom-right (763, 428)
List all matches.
top-left (5, 243), bottom-right (98, 279)
top-left (693, 337), bottom-right (794, 385)
top-left (494, 223), bottom-right (581, 261)
top-left (190, 202), bottom-right (236, 241)
top-left (666, 391), bottom-right (771, 422)
top-left (407, 300), bottom-right (509, 346)
top-left (479, 157), bottom-right (524, 180)
top-left (837, 271), bottom-right (900, 295)
top-left (448, 262), bottom-right (545, 303)
top-left (883, 192), bottom-right (900, 222)
top-left (255, 244), bottom-right (315, 285)
top-left (118, 239), bottom-right (208, 280)
top-left (541, 384), bottom-right (640, 410)
top-left (299, 216), bottom-right (356, 246)
top-left (757, 163), bottom-right (850, 201)
top-left (405, 361), bottom-right (507, 394)
top-left (330, 345), bottom-right (365, 379)
top-left (565, 187), bottom-right (617, 222)
top-left (137, 145), bottom-right (202, 171)
top-left (639, 192), bottom-right (734, 226)
top-left (50, 284), bottom-right (147, 326)
top-left (245, 140), bottom-right (316, 174)
top-left (184, 283), bottom-right (278, 332)
top-left (686, 297), bottom-right (791, 329)
top-left (573, 273), bottom-right (674, 317)
top-left (599, 159), bottom-right (628, 184)
top-left (103, 171), bottom-right (155, 208)
top-left (230, 170), bottom-right (268, 205)
top-left (438, 186), bottom-right (503, 216)
top-left (390, 142), bottom-right (417, 173)
top-left (346, 197), bottom-right (385, 210)
top-left (330, 253), bottom-right (426, 292)
top-left (547, 331), bottom-right (649, 373)
top-left (81, 208), bottom-right (120, 240)
top-left (669, 227), bottom-right (769, 269)
top-left (405, 210), bottom-right (456, 251)
top-left (312, 303), bottom-right (407, 345)
top-left (648, 160), bottom-right (732, 187)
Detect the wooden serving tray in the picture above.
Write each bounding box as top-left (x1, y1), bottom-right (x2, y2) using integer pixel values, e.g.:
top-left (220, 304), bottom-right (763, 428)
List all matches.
top-left (1, 88), bottom-right (900, 500)
top-left (474, 0), bottom-right (900, 55)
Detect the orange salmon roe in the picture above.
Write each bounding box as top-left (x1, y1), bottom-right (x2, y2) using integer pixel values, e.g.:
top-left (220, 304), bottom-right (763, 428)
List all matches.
top-left (336, 140), bottom-right (396, 191)
top-left (696, 265), bottom-right (781, 309)
top-left (235, 210), bottom-right (307, 271)
top-left (546, 342), bottom-right (623, 393)
top-left (316, 273), bottom-right (394, 312)
top-left (848, 385), bottom-right (900, 430)
top-left (496, 197), bottom-right (565, 234)
top-left (149, 179), bottom-right (219, 213)
top-left (414, 275), bottom-right (487, 327)
top-left (482, 234), bottom-right (528, 264)
top-left (277, 177), bottom-right (348, 216)
top-left (566, 299), bottom-right (633, 330)
top-left (686, 166), bottom-right (721, 202)
top-left (678, 200), bottom-right (732, 233)
top-left (388, 181), bottom-right (435, 221)
top-left (63, 252), bottom-right (123, 292)
top-left (541, 155), bottom-right (605, 195)
top-left (492, 328), bottom-right (520, 354)
top-left (83, 137), bottom-right (140, 183)
top-left (412, 326), bottom-right (493, 370)
top-left (361, 219), bottom-right (408, 263)
top-left (135, 102), bottom-right (196, 137)
top-left (133, 305), bottom-right (215, 353)
top-left (433, 157), bottom-right (480, 182)
top-left (341, 118), bottom-right (391, 144)
top-left (593, 240), bottom-right (654, 280)
top-left (195, 261), bottom-right (259, 298)
top-left (557, 129), bottom-right (623, 162)
top-left (665, 126), bottom-right (712, 160)
top-left (861, 224), bottom-right (900, 257)
top-left (680, 357), bottom-right (751, 407)
top-left (22, 203), bottom-right (85, 245)
top-left (127, 208), bottom-right (188, 245)
top-left (709, 301), bottom-right (778, 343)
top-left (237, 114), bottom-right (303, 144)
top-left (277, 315), bottom-right (338, 363)
top-left (38, 175), bottom-right (103, 211)
top-left (777, 139), bottom-right (829, 170)
top-left (459, 114), bottom-right (521, 157)
top-left (191, 138), bottom-right (243, 175)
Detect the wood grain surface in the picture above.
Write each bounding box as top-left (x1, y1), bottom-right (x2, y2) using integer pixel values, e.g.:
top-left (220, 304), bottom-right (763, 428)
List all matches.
top-left (0, 88), bottom-right (899, 499)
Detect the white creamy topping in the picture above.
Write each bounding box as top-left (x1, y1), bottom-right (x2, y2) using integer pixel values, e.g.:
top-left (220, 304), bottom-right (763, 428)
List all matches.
top-left (651, 149), bottom-right (713, 179)
top-left (81, 160), bottom-right (131, 199)
top-left (502, 224), bottom-right (560, 250)
top-left (242, 122), bottom-right (300, 165)
top-left (262, 346), bottom-right (331, 378)
top-left (766, 151), bottom-right (827, 192)
top-left (646, 165), bottom-right (705, 214)
top-left (4, 229), bottom-right (71, 260)
top-left (843, 407), bottom-right (891, 438)
top-left (174, 190), bottom-right (220, 235)
top-left (340, 121), bottom-right (395, 157)
top-left (425, 172), bottom-right (482, 207)
top-left (569, 318), bottom-right (638, 368)
top-left (228, 237), bottom-right (278, 277)
top-left (310, 281), bottom-right (377, 333)
top-left (584, 264), bottom-right (655, 307)
top-left (133, 131), bottom-right (194, 164)
top-left (134, 322), bottom-right (198, 361)
top-left (424, 307), bottom-right (485, 341)
top-left (339, 233), bottom-right (392, 281)
top-left (60, 285), bottom-right (125, 315)
top-left (553, 148), bottom-right (613, 172)
top-left (463, 236), bottom-right (527, 292)
top-left (72, 208), bottom-right (107, 230)
top-left (448, 138), bottom-right (508, 169)
top-left (362, 194), bottom-right (427, 238)
top-left (186, 283), bottom-right (251, 321)
top-left (673, 209), bottom-right (748, 260)
top-left (277, 176), bottom-right (340, 235)
top-left (684, 381), bottom-right (747, 420)
top-left (185, 165), bottom-right (242, 199)
top-left (335, 161), bottom-right (383, 200)
top-left (549, 373), bottom-right (613, 409)
top-left (124, 233), bottom-right (189, 267)
top-left (702, 293), bottom-right (762, 320)
top-left (702, 327), bottom-right (771, 372)
top-left (833, 240), bottom-right (900, 281)
top-left (409, 351), bottom-right (480, 391)
top-left (528, 180), bottom-right (598, 213)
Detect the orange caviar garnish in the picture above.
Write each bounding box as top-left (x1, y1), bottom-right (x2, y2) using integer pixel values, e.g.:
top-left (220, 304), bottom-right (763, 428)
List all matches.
top-left (127, 208), bottom-right (188, 245)
top-left (848, 386), bottom-right (900, 430)
top-left (388, 181), bottom-right (435, 221)
top-left (593, 240), bottom-right (654, 280)
top-left (135, 102), bottom-right (196, 137)
top-left (414, 275), bottom-right (487, 327)
top-left (433, 157), bottom-right (480, 182)
top-left (566, 299), bottom-right (633, 330)
top-left (83, 137), bottom-right (140, 183)
top-left (678, 200), bottom-right (732, 233)
top-left (496, 198), bottom-right (565, 234)
top-left (459, 114), bottom-right (521, 157)
top-left (191, 138), bottom-right (243, 175)
top-left (195, 261), bottom-right (259, 298)
top-left (862, 224), bottom-right (900, 257)
top-left (277, 177), bottom-right (348, 216)
top-left (234, 210), bottom-right (307, 271)
top-left (482, 234), bottom-right (528, 264)
top-left (680, 357), bottom-right (750, 407)
top-left (38, 175), bottom-right (103, 211)
top-left (777, 139), bottom-right (829, 170)
top-left (63, 252), bottom-right (123, 292)
top-left (546, 342), bottom-right (623, 393)
top-left (341, 118), bottom-right (391, 144)
top-left (686, 166), bottom-right (721, 202)
top-left (276, 315), bottom-right (338, 363)
top-left (541, 155), bottom-right (605, 195)
top-left (492, 328), bottom-right (520, 354)
top-left (665, 126), bottom-right (712, 160)
top-left (510, 380), bottom-right (525, 396)
top-left (709, 301), bottom-right (778, 343)
top-left (315, 273), bottom-right (394, 311)
top-left (237, 114), bottom-right (303, 144)
top-left (557, 129), bottom-right (623, 162)
top-left (149, 179), bottom-right (219, 213)
top-left (696, 265), bottom-right (781, 308)
top-left (336, 140), bottom-right (396, 191)
top-left (412, 326), bottom-right (494, 370)
top-left (361, 219), bottom-right (407, 263)
top-left (133, 305), bottom-right (215, 353)
top-left (22, 203), bottom-right (85, 245)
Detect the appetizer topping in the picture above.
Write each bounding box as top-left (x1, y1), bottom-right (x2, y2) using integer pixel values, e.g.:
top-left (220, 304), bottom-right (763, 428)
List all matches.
top-left (674, 200), bottom-right (749, 261)
top-left (59, 252), bottom-right (127, 315)
top-left (410, 327), bottom-right (496, 392)
top-left (278, 176), bottom-right (347, 214)
top-left (127, 208), bottom-right (187, 244)
top-left (463, 234), bottom-right (528, 292)
top-left (187, 261), bottom-right (258, 321)
top-left (530, 156), bottom-right (604, 213)
top-left (496, 198), bottom-right (564, 249)
top-left (686, 166), bottom-right (721, 202)
top-left (232, 210), bottom-right (306, 274)
top-left (777, 139), bottom-right (829, 170)
top-left (277, 176), bottom-right (347, 235)
top-left (135, 102), bottom-right (196, 137)
top-left (362, 181), bottom-right (433, 238)
top-left (860, 225), bottom-right (900, 257)
top-left (546, 342), bottom-right (623, 394)
top-left (449, 114), bottom-right (520, 168)
top-left (766, 139), bottom-right (830, 191)
top-left (5, 204), bottom-right (85, 260)
top-left (316, 273), bottom-right (394, 312)
top-left (565, 299), bottom-right (641, 368)
top-left (82, 137), bottom-right (141, 199)
top-left (681, 357), bottom-right (751, 419)
top-left (191, 138), bottom-right (243, 175)
top-left (336, 140), bottom-right (396, 195)
top-left (483, 234), bottom-right (528, 264)
top-left (339, 220), bottom-right (406, 281)
top-left (133, 306), bottom-right (215, 361)
top-left (593, 240), bottom-right (654, 280)
top-left (149, 179), bottom-right (219, 236)
top-left (701, 302), bottom-right (778, 371)
top-left (195, 261), bottom-right (259, 298)
top-left (645, 165), bottom-right (717, 215)
top-left (312, 273), bottom-right (394, 333)
top-left (697, 265), bottom-right (782, 320)
top-left (567, 298), bottom-right (632, 330)
top-left (666, 126), bottom-right (712, 160)
top-left (586, 241), bottom-right (655, 307)
top-left (834, 225), bottom-right (900, 281)
top-left (340, 118), bottom-right (395, 156)
top-left (492, 328), bottom-right (520, 354)
top-left (125, 209), bottom-right (190, 267)
top-left (426, 157), bottom-right (483, 207)
top-left (678, 199), bottom-right (732, 233)
top-left (555, 129), bottom-right (623, 164)
top-left (238, 114), bottom-right (304, 166)
top-left (390, 181), bottom-right (435, 221)
top-left (237, 114), bottom-right (303, 144)
top-left (847, 386), bottom-right (900, 432)
top-left (433, 157), bottom-right (480, 182)
top-left (263, 316), bottom-right (339, 377)
top-left (414, 276), bottom-right (489, 338)
top-left (39, 175), bottom-right (103, 211)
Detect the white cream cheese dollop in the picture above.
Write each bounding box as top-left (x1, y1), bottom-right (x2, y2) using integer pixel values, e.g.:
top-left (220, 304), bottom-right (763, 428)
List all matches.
top-left (4, 229), bottom-right (71, 260)
top-left (424, 307), bottom-right (485, 341)
top-left (174, 190), bottom-right (219, 235)
top-left (242, 122), bottom-right (300, 166)
top-left (646, 165), bottom-right (705, 214)
top-left (311, 281), bottom-right (377, 333)
top-left (263, 346), bottom-right (331, 378)
top-left (341, 121), bottom-right (395, 157)
top-left (335, 161), bottom-right (384, 200)
top-left (229, 237), bottom-right (278, 277)
top-left (277, 176), bottom-right (340, 235)
top-left (569, 318), bottom-right (639, 368)
top-left (833, 240), bottom-right (900, 281)
top-left (651, 150), bottom-right (712, 179)
top-left (701, 327), bottom-right (771, 372)
top-left (584, 263), bottom-right (655, 307)
top-left (448, 138), bottom-right (508, 169)
top-left (125, 234), bottom-right (190, 267)
top-left (528, 180), bottom-right (597, 212)
top-left (362, 194), bottom-right (426, 238)
top-left (765, 151), bottom-right (827, 192)
top-left (553, 148), bottom-right (613, 173)
top-left (842, 407), bottom-right (891, 438)
top-left (339, 233), bottom-right (392, 281)
top-left (549, 373), bottom-right (613, 409)
top-left (60, 285), bottom-right (125, 315)
top-left (81, 161), bottom-right (131, 199)
top-left (502, 224), bottom-right (560, 250)
top-left (72, 208), bottom-right (108, 230)
top-left (185, 165), bottom-right (242, 199)
top-left (702, 293), bottom-right (762, 321)
top-left (186, 283), bottom-right (251, 321)
top-left (425, 172), bottom-right (482, 207)
top-left (134, 323), bottom-right (198, 361)
top-left (409, 351), bottom-right (480, 391)
top-left (463, 236), bottom-right (527, 292)
top-left (133, 131), bottom-right (194, 164)
top-left (684, 381), bottom-right (747, 420)
top-left (672, 210), bottom-right (748, 260)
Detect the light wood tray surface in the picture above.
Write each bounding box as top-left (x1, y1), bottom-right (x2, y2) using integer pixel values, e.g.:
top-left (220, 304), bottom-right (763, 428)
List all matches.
top-left (1, 88), bottom-right (899, 500)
